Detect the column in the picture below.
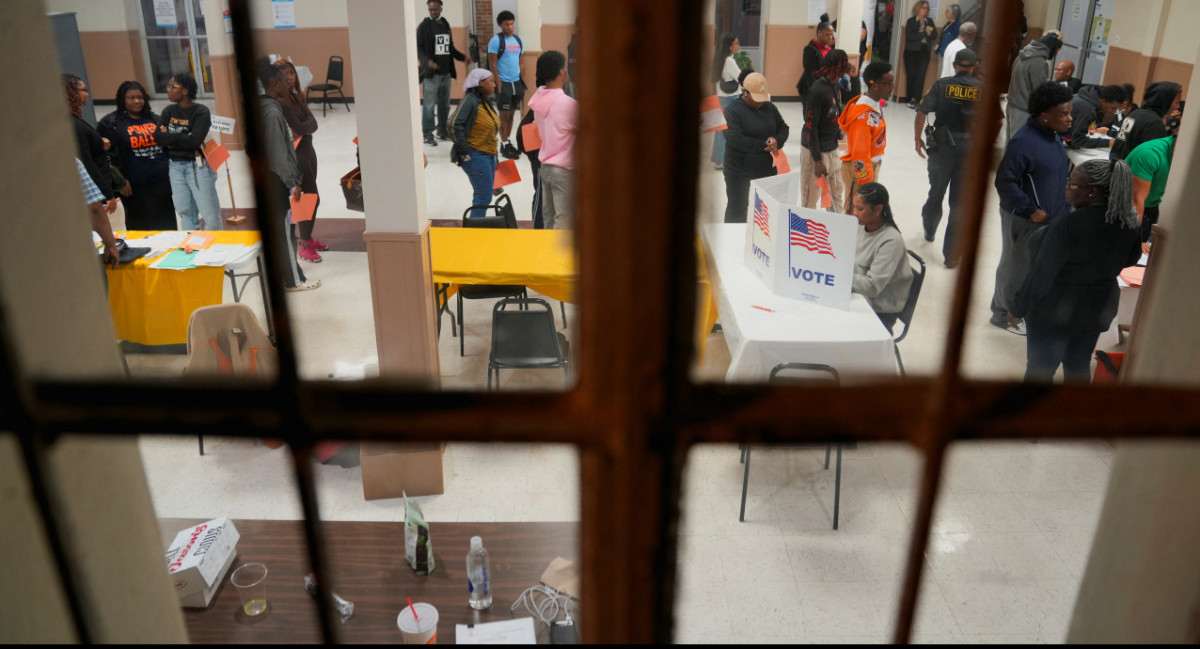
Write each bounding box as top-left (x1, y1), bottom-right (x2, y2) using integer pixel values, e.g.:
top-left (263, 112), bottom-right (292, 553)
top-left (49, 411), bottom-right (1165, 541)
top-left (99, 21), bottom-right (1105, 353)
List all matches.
top-left (203, 0), bottom-right (246, 149)
top-left (347, 0), bottom-right (440, 381)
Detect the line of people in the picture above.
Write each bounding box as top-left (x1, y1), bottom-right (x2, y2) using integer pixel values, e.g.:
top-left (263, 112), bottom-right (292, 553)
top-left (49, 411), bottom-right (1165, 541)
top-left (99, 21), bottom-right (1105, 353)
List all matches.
top-left (416, 0), bottom-right (577, 230)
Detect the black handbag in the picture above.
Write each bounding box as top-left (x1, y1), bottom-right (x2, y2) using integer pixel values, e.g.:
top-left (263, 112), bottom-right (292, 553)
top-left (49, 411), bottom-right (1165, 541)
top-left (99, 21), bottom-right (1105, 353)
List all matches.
top-left (719, 78), bottom-right (739, 94)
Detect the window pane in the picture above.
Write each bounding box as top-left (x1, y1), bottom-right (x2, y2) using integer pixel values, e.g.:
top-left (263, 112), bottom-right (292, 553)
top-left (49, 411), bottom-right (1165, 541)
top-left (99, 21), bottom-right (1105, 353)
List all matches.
top-left (676, 442), bottom-right (926, 643)
top-left (922, 439), bottom-right (1115, 641)
top-left (144, 37), bottom-right (200, 94)
top-left (141, 439), bottom-right (580, 642)
top-left (140, 0), bottom-right (191, 38)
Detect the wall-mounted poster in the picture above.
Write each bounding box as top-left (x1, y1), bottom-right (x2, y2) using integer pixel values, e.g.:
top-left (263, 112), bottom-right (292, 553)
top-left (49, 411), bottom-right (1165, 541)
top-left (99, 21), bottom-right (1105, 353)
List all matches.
top-left (272, 0), bottom-right (296, 29)
top-left (154, 0), bottom-right (177, 28)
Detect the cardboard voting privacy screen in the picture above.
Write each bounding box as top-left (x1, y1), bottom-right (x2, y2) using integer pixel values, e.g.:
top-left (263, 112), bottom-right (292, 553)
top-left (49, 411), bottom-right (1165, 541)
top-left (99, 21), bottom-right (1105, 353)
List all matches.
top-left (744, 172), bottom-right (856, 308)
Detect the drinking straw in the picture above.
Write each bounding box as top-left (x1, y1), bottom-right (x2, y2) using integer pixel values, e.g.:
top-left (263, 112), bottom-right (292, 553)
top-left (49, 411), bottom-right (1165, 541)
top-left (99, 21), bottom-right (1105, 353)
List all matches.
top-left (406, 597), bottom-right (420, 622)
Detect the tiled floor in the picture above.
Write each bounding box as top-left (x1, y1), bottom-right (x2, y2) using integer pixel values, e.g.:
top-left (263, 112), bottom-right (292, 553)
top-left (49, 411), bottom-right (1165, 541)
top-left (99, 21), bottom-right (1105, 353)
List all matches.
top-left (132, 97), bottom-right (1112, 643)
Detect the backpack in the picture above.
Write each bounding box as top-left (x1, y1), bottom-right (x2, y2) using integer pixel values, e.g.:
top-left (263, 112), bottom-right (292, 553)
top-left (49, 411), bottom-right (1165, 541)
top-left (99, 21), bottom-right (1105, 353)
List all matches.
top-left (495, 32), bottom-right (524, 64)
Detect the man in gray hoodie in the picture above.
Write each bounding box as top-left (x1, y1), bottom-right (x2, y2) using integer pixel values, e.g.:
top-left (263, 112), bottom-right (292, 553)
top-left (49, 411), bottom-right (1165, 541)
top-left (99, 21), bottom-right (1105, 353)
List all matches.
top-left (1005, 32), bottom-right (1062, 141)
top-left (258, 59), bottom-right (319, 291)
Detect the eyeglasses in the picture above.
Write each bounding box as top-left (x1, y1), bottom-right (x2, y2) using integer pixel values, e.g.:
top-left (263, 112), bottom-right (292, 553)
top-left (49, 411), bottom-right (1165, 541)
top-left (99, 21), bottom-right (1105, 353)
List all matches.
top-left (1066, 183), bottom-right (1085, 190)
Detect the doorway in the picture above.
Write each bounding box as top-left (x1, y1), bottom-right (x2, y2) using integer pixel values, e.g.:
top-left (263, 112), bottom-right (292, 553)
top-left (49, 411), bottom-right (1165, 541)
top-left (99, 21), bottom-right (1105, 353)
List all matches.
top-left (1057, 0), bottom-right (1117, 85)
top-left (136, 0), bottom-right (212, 97)
top-left (715, 0), bottom-right (764, 72)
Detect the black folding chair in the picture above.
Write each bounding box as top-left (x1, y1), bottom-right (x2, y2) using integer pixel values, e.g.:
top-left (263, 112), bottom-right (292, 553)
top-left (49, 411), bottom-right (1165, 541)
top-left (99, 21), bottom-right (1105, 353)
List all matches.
top-left (892, 250), bottom-right (926, 375)
top-left (739, 363), bottom-right (845, 529)
top-left (487, 297), bottom-right (569, 390)
top-left (456, 209), bottom-right (526, 356)
top-left (307, 55), bottom-right (349, 116)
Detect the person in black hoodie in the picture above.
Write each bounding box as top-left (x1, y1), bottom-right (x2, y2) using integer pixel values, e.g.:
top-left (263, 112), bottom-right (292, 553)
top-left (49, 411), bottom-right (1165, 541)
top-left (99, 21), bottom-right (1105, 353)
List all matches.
top-left (1066, 84), bottom-right (1125, 150)
top-left (1110, 80), bottom-right (1182, 161)
top-left (800, 49), bottom-right (850, 212)
top-left (416, 0), bottom-right (469, 147)
top-left (1012, 159), bottom-right (1142, 383)
top-left (796, 21), bottom-right (835, 104)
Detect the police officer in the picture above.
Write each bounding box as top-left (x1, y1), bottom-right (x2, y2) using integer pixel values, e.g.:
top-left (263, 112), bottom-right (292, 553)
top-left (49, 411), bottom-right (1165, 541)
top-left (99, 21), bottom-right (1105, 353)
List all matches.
top-left (915, 48), bottom-right (981, 268)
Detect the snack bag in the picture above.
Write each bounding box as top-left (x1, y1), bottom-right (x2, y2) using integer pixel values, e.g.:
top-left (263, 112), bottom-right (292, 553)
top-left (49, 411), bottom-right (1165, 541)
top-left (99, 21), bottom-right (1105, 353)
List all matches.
top-left (404, 492), bottom-right (434, 575)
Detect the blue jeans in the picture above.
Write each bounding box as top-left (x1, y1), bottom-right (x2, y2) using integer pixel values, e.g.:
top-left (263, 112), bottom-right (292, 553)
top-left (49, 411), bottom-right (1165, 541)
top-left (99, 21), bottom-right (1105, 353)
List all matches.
top-left (460, 147), bottom-right (497, 217)
top-left (169, 159), bottom-right (222, 230)
top-left (421, 74), bottom-right (452, 138)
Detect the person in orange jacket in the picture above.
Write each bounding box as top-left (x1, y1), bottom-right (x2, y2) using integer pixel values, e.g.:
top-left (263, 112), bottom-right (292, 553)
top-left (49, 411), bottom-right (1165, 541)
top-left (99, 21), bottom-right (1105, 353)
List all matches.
top-left (837, 61), bottom-right (895, 214)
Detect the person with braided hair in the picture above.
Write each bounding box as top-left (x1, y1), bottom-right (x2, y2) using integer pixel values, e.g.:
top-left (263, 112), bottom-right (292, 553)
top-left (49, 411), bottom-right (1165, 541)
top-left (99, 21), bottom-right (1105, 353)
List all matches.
top-left (850, 182), bottom-right (913, 332)
top-left (800, 49), bottom-right (852, 212)
top-left (1011, 160), bottom-right (1143, 383)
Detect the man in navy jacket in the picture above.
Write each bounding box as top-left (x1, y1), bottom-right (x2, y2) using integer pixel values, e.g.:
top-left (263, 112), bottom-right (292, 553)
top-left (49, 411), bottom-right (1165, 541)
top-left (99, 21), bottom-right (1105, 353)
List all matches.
top-left (990, 82), bottom-right (1073, 335)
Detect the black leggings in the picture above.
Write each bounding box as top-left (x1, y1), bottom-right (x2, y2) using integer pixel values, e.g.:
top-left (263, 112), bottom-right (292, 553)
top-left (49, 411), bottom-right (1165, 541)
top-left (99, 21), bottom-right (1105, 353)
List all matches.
top-left (294, 194), bottom-right (320, 241)
top-left (904, 50), bottom-right (931, 102)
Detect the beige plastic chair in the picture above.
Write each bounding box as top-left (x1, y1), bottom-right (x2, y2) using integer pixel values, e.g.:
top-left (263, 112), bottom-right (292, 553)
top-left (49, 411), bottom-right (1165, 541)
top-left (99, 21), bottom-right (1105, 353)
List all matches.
top-left (184, 303), bottom-right (277, 454)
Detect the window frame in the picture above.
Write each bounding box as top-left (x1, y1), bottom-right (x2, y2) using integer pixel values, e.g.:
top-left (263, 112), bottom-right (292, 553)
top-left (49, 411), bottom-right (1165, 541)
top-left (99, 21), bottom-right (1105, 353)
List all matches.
top-left (8, 0), bottom-right (1199, 644)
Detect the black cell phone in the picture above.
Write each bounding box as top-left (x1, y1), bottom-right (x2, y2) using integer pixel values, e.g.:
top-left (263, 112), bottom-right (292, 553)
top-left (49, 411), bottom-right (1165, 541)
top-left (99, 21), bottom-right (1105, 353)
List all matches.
top-left (550, 620), bottom-right (579, 644)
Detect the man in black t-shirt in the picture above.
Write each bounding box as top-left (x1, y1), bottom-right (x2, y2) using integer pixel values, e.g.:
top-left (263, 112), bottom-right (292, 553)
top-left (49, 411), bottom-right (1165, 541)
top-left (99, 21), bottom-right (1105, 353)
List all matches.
top-left (416, 0), bottom-right (469, 147)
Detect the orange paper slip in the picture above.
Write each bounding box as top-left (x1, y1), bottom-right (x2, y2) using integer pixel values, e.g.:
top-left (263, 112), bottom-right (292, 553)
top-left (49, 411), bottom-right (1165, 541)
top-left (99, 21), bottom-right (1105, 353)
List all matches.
top-left (289, 193), bottom-right (319, 222)
top-left (180, 231), bottom-right (216, 251)
top-left (772, 149), bottom-right (790, 174)
top-left (493, 158), bottom-right (521, 189)
top-left (815, 175), bottom-right (833, 209)
top-left (699, 95), bottom-right (728, 133)
top-left (521, 122), bottom-right (542, 151)
top-left (202, 139), bottom-right (230, 172)
top-left (293, 136), bottom-right (302, 149)
top-left (1119, 266), bottom-right (1145, 288)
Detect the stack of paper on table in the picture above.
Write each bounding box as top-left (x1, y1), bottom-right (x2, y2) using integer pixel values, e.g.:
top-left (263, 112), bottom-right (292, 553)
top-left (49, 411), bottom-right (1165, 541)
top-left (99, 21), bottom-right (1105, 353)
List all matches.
top-left (455, 617), bottom-right (537, 644)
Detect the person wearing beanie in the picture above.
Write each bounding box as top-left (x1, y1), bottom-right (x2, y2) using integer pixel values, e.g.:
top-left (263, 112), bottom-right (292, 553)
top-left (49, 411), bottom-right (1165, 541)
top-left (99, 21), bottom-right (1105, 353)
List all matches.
top-left (451, 67), bottom-right (501, 218)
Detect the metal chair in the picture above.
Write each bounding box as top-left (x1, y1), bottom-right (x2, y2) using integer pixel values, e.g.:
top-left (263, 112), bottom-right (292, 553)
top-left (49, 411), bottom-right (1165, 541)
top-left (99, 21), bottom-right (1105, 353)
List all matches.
top-left (307, 55), bottom-right (348, 116)
top-left (457, 209), bottom-right (527, 356)
top-left (487, 297), bottom-right (569, 390)
top-left (739, 363), bottom-right (844, 529)
top-left (892, 250), bottom-right (926, 376)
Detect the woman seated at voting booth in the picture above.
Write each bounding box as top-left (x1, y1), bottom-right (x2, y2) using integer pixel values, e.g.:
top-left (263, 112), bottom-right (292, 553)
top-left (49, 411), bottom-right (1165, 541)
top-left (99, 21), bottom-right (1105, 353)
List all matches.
top-left (849, 182), bottom-right (913, 331)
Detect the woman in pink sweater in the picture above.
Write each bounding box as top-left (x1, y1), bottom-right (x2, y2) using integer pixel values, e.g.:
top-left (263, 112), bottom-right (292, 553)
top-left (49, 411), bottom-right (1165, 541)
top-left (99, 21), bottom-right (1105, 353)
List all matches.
top-left (528, 51), bottom-right (577, 229)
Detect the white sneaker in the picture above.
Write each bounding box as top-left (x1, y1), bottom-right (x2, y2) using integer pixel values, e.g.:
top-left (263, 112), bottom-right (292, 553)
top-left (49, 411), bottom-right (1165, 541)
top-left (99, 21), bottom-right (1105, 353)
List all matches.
top-left (1005, 319), bottom-right (1027, 336)
top-left (286, 278), bottom-right (321, 292)
top-left (714, 162), bottom-right (723, 170)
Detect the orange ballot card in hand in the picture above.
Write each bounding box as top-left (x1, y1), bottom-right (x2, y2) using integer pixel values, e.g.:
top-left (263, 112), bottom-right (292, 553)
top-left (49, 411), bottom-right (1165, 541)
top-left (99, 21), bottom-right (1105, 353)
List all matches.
top-left (815, 175), bottom-right (833, 209)
top-left (202, 139), bottom-right (230, 172)
top-left (521, 122), bottom-right (542, 151)
top-left (700, 95), bottom-right (728, 133)
top-left (293, 136), bottom-right (302, 149)
top-left (771, 148), bottom-right (790, 174)
top-left (289, 192), bottom-right (319, 222)
top-left (493, 158), bottom-right (521, 189)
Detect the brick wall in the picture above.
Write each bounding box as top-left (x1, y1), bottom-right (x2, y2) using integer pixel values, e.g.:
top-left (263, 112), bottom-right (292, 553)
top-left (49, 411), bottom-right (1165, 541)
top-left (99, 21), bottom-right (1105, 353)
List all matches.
top-left (475, 0), bottom-right (493, 52)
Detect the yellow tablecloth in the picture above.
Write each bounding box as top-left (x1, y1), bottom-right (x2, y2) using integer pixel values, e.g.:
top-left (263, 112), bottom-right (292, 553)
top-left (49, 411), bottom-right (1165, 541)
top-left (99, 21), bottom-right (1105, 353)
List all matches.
top-left (107, 230), bottom-right (261, 346)
top-left (429, 227), bottom-right (576, 304)
top-left (429, 227), bottom-right (720, 360)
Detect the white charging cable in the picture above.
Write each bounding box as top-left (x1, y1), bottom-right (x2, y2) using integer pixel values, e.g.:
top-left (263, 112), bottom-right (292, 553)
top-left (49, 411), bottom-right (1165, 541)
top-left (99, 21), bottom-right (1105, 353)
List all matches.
top-left (510, 584), bottom-right (578, 627)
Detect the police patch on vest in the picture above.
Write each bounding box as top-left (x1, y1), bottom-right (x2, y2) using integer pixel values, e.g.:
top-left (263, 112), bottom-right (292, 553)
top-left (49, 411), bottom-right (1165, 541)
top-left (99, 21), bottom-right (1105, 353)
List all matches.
top-left (945, 84), bottom-right (979, 101)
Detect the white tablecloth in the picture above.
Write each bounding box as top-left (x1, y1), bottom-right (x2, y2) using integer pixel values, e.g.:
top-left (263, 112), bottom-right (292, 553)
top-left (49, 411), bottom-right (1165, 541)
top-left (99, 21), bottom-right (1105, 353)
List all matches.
top-left (702, 224), bottom-right (899, 383)
top-left (1067, 144), bottom-right (1111, 167)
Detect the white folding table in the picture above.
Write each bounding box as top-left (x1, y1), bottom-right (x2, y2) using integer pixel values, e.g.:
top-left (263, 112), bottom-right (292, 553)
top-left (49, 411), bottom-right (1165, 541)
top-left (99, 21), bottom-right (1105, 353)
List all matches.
top-left (702, 224), bottom-right (899, 383)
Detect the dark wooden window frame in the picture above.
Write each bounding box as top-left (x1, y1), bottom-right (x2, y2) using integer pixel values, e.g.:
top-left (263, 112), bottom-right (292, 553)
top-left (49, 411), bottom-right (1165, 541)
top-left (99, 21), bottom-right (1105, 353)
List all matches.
top-left (4, 0), bottom-right (1199, 643)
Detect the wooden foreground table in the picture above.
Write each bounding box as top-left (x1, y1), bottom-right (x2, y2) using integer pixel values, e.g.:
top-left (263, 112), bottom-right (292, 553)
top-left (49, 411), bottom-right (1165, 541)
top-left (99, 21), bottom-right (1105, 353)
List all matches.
top-left (159, 518), bottom-right (579, 643)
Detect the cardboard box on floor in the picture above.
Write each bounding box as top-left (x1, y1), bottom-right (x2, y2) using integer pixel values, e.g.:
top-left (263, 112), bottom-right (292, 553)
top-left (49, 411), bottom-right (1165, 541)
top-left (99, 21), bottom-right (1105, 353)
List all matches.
top-left (361, 442), bottom-right (445, 499)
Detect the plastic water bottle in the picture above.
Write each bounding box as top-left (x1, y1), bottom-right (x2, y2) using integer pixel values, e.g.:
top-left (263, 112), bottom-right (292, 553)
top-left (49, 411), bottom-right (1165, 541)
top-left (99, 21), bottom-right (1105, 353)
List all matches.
top-left (466, 536), bottom-right (492, 610)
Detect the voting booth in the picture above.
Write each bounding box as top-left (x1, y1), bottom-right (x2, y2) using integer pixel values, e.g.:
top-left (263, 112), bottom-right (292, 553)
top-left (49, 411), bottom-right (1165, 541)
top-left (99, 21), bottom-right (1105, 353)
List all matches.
top-left (743, 172), bottom-right (858, 309)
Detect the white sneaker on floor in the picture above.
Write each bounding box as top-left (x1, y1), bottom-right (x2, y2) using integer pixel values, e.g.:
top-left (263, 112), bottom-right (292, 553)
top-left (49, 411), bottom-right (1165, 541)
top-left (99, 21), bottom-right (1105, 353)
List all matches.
top-left (1006, 319), bottom-right (1027, 336)
top-left (714, 162), bottom-right (723, 170)
top-left (286, 278), bottom-right (321, 292)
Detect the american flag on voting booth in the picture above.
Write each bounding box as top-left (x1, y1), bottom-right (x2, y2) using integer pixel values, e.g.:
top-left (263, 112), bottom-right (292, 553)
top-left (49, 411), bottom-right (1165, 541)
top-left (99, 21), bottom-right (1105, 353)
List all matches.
top-left (743, 173), bottom-right (855, 308)
top-left (789, 212), bottom-right (835, 258)
top-left (753, 193), bottom-right (770, 237)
